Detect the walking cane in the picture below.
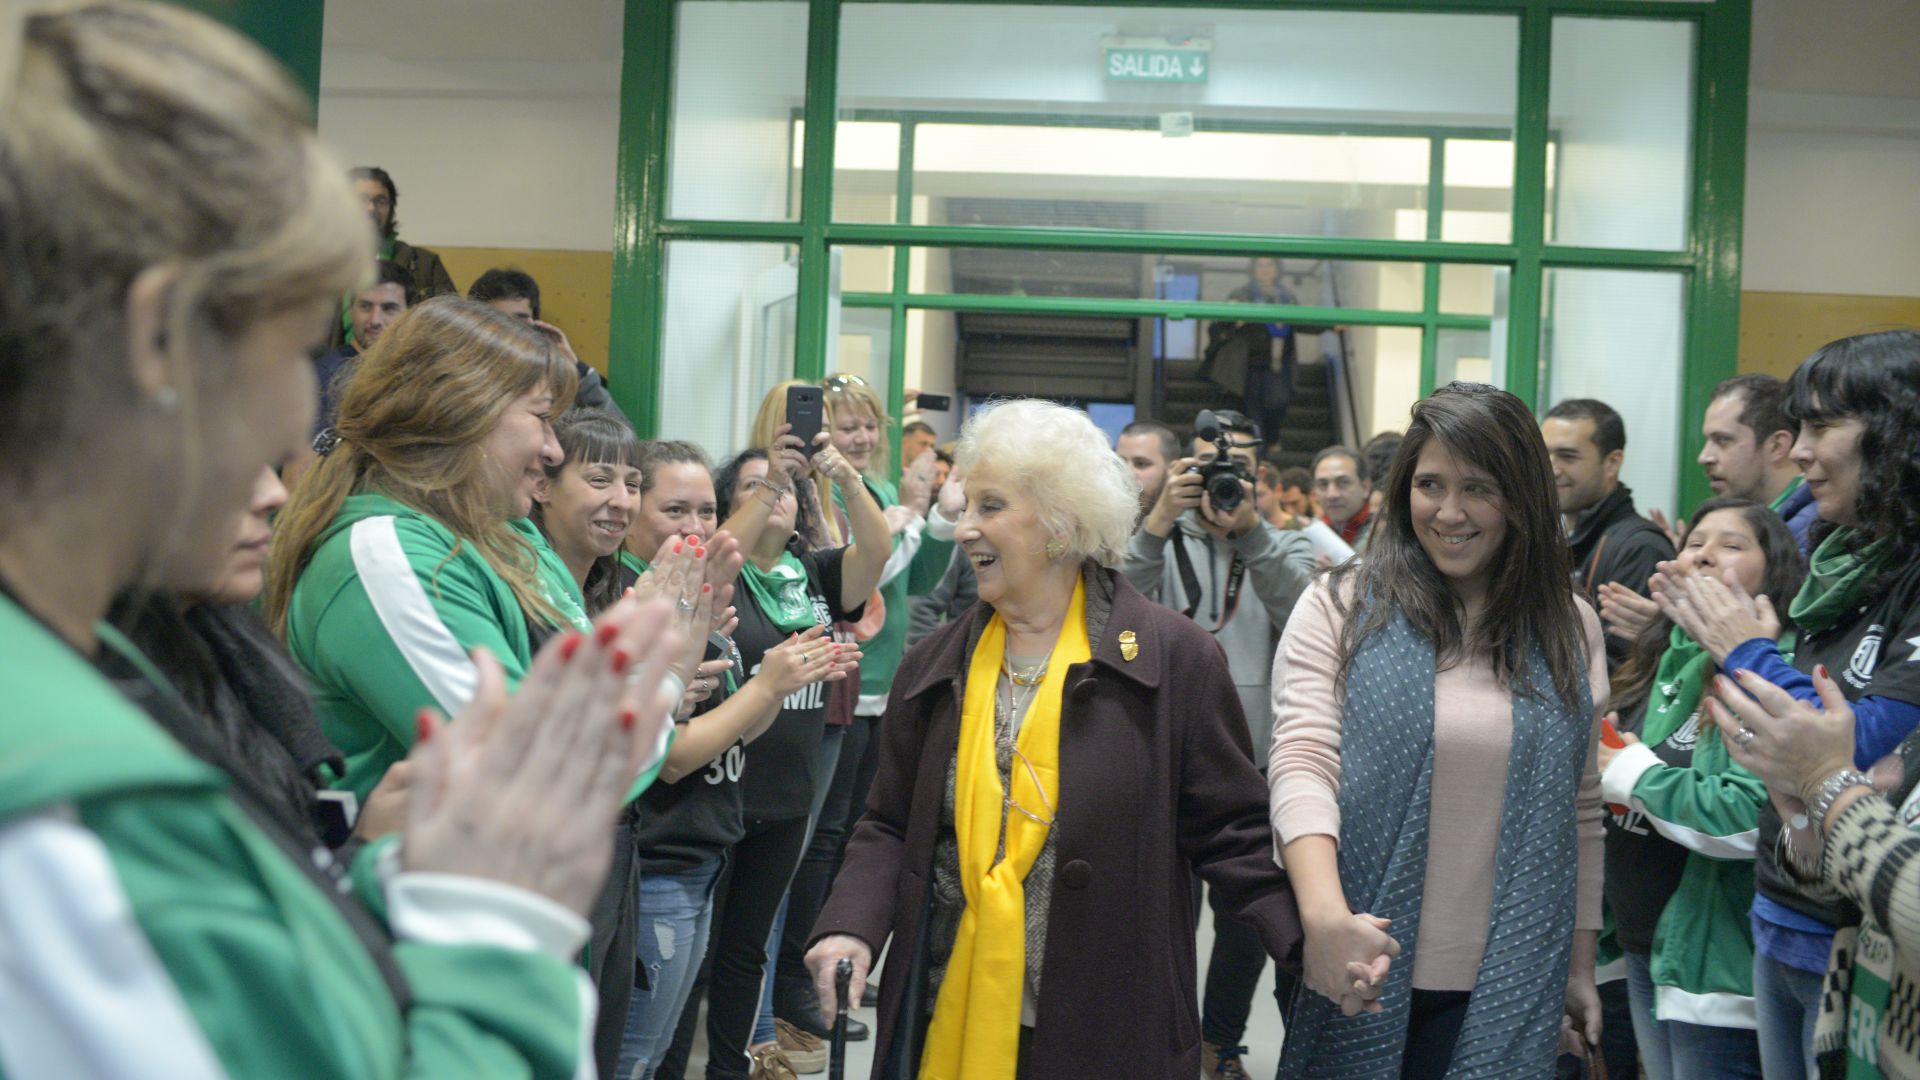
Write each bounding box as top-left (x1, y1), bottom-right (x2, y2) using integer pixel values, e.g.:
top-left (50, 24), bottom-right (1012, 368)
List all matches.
top-left (830, 958), bottom-right (853, 1080)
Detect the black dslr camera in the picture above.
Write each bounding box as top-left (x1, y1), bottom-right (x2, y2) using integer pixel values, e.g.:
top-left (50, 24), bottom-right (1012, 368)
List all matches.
top-left (1188, 409), bottom-right (1253, 515)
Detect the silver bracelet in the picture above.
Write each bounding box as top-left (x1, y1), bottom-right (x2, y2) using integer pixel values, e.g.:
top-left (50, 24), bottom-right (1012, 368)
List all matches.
top-left (1803, 768), bottom-right (1874, 836)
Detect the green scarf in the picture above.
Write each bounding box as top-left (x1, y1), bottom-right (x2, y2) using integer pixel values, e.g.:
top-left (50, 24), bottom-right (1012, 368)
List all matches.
top-left (1767, 475), bottom-right (1804, 514)
top-left (737, 551), bottom-right (820, 633)
top-left (1642, 625), bottom-right (1713, 746)
top-left (1789, 527), bottom-right (1888, 635)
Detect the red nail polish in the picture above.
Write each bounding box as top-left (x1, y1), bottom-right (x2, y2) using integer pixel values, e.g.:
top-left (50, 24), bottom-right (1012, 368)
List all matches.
top-left (596, 622), bottom-right (620, 647)
top-left (1816, 664), bottom-right (1829, 680)
top-left (610, 648), bottom-right (631, 673)
top-left (620, 709), bottom-right (636, 732)
top-left (415, 708), bottom-right (434, 744)
top-left (560, 633), bottom-right (584, 660)
top-left (674, 540), bottom-right (684, 554)
top-left (702, 583), bottom-right (712, 594)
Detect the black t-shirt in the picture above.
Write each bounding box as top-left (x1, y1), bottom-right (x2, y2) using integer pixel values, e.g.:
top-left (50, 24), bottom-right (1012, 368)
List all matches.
top-left (632, 635), bottom-right (750, 875)
top-left (734, 547), bottom-right (860, 820)
top-left (1602, 701), bottom-right (1699, 955)
top-left (1755, 556), bottom-right (1920, 923)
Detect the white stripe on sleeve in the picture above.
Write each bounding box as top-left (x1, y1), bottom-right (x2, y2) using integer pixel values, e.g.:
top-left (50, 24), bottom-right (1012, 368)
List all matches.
top-left (0, 809), bottom-right (229, 1080)
top-left (349, 515), bottom-right (481, 715)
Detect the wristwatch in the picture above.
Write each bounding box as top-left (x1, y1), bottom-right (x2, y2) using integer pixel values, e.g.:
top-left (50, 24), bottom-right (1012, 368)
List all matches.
top-left (1802, 769), bottom-right (1874, 834)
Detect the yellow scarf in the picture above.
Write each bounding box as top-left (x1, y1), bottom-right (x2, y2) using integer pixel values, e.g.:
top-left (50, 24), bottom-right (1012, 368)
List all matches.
top-left (920, 579), bottom-right (1090, 1080)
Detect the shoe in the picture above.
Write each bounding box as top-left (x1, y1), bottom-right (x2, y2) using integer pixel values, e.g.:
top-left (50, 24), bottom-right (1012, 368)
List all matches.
top-left (776, 983), bottom-right (871, 1042)
top-left (1202, 1042), bottom-right (1252, 1080)
top-left (749, 1044), bottom-right (799, 1080)
top-left (775, 1018), bottom-right (827, 1075)
top-left (861, 981), bottom-right (878, 1008)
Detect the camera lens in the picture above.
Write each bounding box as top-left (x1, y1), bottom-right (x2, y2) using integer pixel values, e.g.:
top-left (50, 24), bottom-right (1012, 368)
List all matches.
top-left (1207, 472), bottom-right (1243, 512)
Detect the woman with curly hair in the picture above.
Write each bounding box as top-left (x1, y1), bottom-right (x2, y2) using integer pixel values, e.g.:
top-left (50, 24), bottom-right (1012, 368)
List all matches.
top-left (1658, 330), bottom-right (1920, 1079)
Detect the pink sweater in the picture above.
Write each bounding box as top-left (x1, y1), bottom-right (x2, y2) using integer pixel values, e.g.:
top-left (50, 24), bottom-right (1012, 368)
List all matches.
top-left (1267, 578), bottom-right (1608, 992)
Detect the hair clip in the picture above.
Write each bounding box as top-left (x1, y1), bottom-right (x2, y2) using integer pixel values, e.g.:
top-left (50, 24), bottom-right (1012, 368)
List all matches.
top-left (312, 427), bottom-right (342, 457)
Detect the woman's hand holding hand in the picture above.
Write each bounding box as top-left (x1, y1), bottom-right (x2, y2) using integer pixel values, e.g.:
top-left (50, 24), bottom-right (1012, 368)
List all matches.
top-left (805, 934), bottom-right (873, 1025)
top-left (1302, 909), bottom-right (1400, 1015)
top-left (1653, 567), bottom-right (1780, 664)
top-left (1597, 581), bottom-right (1659, 643)
top-left (401, 599), bottom-right (681, 915)
top-left (1559, 931), bottom-right (1603, 1055)
top-left (1711, 666), bottom-right (1857, 803)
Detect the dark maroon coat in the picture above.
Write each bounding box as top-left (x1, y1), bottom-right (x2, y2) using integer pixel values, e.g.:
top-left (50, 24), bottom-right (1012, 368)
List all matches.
top-left (811, 568), bottom-right (1302, 1079)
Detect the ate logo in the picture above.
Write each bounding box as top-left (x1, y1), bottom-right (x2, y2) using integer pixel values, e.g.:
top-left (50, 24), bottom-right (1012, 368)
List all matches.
top-left (1846, 625), bottom-right (1885, 689)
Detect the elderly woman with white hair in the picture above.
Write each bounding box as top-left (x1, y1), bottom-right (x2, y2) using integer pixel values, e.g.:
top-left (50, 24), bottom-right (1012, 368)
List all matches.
top-left (804, 399), bottom-right (1311, 1079)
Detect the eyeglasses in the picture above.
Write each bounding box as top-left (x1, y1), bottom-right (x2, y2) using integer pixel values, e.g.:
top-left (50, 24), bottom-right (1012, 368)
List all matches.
top-left (363, 195), bottom-right (393, 209)
top-left (1002, 745), bottom-right (1056, 829)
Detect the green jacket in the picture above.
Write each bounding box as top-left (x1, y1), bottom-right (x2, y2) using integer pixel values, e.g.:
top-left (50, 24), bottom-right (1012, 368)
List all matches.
top-left (839, 476), bottom-right (953, 702)
top-left (1602, 707), bottom-right (1768, 1028)
top-left (0, 593), bottom-right (589, 1079)
top-left (285, 493), bottom-right (666, 802)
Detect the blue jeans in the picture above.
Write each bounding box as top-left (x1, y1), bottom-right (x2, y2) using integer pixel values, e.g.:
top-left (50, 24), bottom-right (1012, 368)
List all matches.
top-left (616, 856), bottom-right (725, 1080)
top-left (1625, 952), bottom-right (1675, 1080)
top-left (1754, 953), bottom-right (1822, 1080)
top-left (1630, 950), bottom-right (1765, 1079)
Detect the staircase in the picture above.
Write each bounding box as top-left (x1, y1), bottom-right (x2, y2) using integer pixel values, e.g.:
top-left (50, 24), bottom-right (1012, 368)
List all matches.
top-left (1159, 357), bottom-right (1338, 470)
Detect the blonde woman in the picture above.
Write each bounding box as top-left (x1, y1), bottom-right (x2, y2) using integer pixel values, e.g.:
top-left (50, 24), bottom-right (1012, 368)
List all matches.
top-left (0, 4), bottom-right (682, 1076)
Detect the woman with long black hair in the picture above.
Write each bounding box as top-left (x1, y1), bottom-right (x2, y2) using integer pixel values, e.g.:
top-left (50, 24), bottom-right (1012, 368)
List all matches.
top-left (1271, 382), bottom-right (1609, 1079)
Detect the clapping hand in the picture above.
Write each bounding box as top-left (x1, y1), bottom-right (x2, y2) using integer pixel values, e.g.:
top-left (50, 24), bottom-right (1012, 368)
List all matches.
top-left (1652, 565), bottom-right (1780, 664)
top-left (812, 434), bottom-right (862, 488)
top-left (402, 596), bottom-right (680, 915)
top-left (900, 448), bottom-right (937, 515)
top-left (1710, 666), bottom-right (1857, 805)
top-left (1597, 581), bottom-right (1659, 643)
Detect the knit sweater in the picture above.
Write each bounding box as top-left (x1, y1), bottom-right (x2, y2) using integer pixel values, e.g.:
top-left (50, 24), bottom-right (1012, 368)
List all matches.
top-left (1812, 793), bottom-right (1920, 1079)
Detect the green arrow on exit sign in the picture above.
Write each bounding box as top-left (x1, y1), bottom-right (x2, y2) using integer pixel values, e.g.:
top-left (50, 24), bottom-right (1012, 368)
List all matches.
top-left (1105, 48), bottom-right (1209, 83)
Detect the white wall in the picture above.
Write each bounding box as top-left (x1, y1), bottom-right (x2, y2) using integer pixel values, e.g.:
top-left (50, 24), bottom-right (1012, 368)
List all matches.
top-left (1743, 124), bottom-right (1920, 296)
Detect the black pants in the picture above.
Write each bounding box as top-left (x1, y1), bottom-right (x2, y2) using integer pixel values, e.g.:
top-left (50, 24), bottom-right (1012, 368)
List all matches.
top-left (1198, 881), bottom-right (1285, 1049)
top-left (656, 813), bottom-right (812, 1080)
top-left (586, 812), bottom-right (641, 1080)
top-left (776, 714), bottom-right (878, 1010)
top-left (1400, 989), bottom-right (1472, 1080)
top-left (1553, 976), bottom-right (1636, 1080)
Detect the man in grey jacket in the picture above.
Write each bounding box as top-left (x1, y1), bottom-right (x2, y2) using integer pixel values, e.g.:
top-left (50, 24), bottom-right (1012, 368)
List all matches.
top-left (1121, 409), bottom-right (1314, 1080)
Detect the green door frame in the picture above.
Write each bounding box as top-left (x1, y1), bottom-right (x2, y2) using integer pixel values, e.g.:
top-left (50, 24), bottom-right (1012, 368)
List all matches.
top-left (613, 0), bottom-right (1748, 513)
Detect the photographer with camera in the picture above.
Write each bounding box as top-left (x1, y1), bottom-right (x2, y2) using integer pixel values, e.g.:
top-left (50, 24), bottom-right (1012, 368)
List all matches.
top-left (1123, 409), bottom-right (1316, 1080)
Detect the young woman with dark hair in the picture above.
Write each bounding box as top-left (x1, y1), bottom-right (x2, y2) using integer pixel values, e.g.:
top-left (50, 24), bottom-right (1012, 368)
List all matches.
top-left (1598, 499), bottom-right (1806, 1080)
top-left (1660, 330), bottom-right (1920, 1079)
top-left (532, 409), bottom-right (644, 614)
top-left (1271, 382), bottom-right (1609, 1079)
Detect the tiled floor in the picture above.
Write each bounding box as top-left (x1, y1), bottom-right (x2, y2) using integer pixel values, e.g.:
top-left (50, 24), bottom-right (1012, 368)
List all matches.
top-left (681, 908), bottom-right (1289, 1078)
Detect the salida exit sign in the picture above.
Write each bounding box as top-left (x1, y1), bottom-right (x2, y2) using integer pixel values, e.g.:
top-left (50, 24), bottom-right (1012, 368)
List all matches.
top-left (1104, 41), bottom-right (1211, 84)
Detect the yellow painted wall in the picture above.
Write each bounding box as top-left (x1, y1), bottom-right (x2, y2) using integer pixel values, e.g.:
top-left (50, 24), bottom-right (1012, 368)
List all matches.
top-left (435, 247), bottom-right (616, 374)
top-left (1738, 291), bottom-right (1920, 379)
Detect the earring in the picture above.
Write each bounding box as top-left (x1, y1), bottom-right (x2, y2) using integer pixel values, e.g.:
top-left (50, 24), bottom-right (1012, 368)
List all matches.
top-left (1044, 540), bottom-right (1065, 561)
top-left (152, 386), bottom-right (180, 412)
